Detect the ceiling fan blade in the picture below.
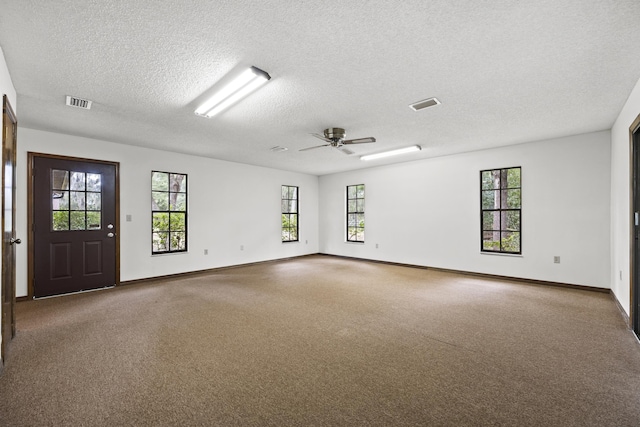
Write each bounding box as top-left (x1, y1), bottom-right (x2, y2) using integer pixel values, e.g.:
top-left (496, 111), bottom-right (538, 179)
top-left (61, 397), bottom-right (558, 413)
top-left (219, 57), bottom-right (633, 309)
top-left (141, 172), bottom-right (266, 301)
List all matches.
top-left (337, 147), bottom-right (354, 155)
top-left (311, 133), bottom-right (333, 143)
top-left (299, 144), bottom-right (330, 151)
top-left (342, 137), bottom-right (376, 145)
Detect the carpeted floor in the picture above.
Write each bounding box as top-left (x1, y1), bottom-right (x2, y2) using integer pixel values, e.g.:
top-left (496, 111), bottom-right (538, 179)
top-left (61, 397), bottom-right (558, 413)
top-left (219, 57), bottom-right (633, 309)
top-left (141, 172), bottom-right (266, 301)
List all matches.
top-left (1, 255), bottom-right (639, 426)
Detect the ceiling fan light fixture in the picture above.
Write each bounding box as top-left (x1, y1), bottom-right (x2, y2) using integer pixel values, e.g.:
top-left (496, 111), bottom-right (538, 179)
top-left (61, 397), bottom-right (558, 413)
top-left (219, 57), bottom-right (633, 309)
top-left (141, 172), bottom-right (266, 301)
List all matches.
top-left (409, 97), bottom-right (440, 111)
top-left (360, 145), bottom-right (422, 161)
top-left (195, 66), bottom-right (271, 118)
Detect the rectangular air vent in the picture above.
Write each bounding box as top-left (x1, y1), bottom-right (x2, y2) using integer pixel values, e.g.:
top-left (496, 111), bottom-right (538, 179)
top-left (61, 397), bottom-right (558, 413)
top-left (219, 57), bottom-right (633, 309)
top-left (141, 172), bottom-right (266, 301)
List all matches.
top-left (65, 95), bottom-right (92, 110)
top-left (410, 97), bottom-right (440, 111)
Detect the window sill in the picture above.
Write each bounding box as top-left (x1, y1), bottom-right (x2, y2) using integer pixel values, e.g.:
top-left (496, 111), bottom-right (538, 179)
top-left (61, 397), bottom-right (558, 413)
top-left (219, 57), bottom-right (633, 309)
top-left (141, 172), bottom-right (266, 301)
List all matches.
top-left (480, 251), bottom-right (523, 258)
top-left (151, 251), bottom-right (189, 257)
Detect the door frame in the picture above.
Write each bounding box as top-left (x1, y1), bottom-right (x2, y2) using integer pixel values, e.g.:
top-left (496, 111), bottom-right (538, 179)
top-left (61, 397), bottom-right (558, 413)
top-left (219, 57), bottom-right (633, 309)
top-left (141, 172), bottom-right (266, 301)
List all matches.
top-left (27, 152), bottom-right (120, 299)
top-left (630, 113), bottom-right (640, 338)
top-left (1, 95), bottom-right (17, 367)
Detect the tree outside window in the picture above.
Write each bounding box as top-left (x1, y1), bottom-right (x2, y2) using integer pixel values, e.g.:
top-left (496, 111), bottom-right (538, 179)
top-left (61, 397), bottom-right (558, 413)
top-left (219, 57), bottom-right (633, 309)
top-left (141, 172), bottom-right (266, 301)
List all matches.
top-left (152, 171), bottom-right (187, 253)
top-left (481, 167), bottom-right (521, 254)
top-left (347, 184), bottom-right (365, 242)
top-left (282, 185), bottom-right (299, 242)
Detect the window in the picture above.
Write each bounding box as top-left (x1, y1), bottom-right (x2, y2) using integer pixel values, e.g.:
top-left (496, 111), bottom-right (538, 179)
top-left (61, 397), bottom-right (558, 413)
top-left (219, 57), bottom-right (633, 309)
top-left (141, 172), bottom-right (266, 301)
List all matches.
top-left (152, 171), bottom-right (187, 253)
top-left (51, 169), bottom-right (102, 231)
top-left (347, 184), bottom-right (365, 242)
top-left (481, 167), bottom-right (521, 254)
top-left (281, 185), bottom-right (298, 242)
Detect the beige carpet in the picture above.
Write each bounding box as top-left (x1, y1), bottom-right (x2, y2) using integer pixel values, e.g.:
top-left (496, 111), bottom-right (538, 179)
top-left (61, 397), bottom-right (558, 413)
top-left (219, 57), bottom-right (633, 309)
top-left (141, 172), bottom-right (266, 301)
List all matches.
top-left (1, 255), bottom-right (639, 426)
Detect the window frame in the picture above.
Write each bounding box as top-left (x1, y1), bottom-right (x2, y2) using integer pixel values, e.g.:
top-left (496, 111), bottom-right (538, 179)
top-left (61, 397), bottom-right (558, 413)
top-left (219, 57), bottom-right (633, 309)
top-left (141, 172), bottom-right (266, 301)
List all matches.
top-left (281, 185), bottom-right (299, 242)
top-left (480, 166), bottom-right (521, 255)
top-left (346, 184), bottom-right (365, 243)
top-left (151, 170), bottom-right (188, 254)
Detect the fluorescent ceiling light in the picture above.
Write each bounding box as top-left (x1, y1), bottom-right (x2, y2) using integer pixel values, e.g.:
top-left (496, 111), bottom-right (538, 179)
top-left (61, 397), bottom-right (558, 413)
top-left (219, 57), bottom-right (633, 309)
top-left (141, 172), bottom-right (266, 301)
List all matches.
top-left (195, 66), bottom-right (271, 118)
top-left (360, 145), bottom-right (422, 161)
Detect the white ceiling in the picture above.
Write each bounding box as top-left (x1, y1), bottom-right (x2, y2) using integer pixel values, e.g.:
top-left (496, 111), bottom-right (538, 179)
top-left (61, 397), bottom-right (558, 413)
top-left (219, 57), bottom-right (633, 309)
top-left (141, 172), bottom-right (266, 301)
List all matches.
top-left (1, 1), bottom-right (639, 175)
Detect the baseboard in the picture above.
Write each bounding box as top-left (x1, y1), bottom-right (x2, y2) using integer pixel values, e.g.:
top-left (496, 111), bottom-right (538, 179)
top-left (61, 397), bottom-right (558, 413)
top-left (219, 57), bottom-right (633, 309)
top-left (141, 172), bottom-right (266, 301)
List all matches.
top-left (120, 253), bottom-right (319, 287)
top-left (133, 251), bottom-right (608, 295)
top-left (40, 251), bottom-right (608, 296)
top-left (16, 296), bottom-right (30, 302)
top-left (609, 290), bottom-right (631, 326)
top-left (318, 253), bottom-right (610, 294)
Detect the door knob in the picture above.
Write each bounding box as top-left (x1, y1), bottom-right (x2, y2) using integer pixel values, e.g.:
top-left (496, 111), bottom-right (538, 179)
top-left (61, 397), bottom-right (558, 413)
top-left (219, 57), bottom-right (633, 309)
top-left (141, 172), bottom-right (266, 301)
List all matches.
top-left (107, 233), bottom-right (114, 238)
top-left (10, 238), bottom-right (21, 245)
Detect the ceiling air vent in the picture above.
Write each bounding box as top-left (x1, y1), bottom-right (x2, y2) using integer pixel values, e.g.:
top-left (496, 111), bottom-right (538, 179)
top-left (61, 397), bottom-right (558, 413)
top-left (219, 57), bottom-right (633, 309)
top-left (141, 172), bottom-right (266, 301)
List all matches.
top-left (409, 97), bottom-right (440, 111)
top-left (65, 95), bottom-right (92, 110)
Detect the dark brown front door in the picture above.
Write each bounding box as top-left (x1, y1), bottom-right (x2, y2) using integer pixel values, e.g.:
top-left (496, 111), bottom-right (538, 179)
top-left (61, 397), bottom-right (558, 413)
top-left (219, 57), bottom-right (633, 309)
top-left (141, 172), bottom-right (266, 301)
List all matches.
top-left (32, 155), bottom-right (118, 298)
top-left (2, 96), bottom-right (18, 363)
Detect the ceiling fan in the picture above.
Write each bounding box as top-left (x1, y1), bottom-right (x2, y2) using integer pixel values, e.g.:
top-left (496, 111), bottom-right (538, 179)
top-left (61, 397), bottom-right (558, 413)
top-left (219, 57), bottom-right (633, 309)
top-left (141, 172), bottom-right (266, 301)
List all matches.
top-left (299, 128), bottom-right (376, 155)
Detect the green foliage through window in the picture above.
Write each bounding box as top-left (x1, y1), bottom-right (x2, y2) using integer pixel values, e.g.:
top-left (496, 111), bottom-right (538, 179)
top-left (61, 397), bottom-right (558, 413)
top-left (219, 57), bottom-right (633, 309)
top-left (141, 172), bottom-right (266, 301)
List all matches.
top-left (282, 185), bottom-right (299, 242)
top-left (481, 167), bottom-right (521, 254)
top-left (152, 171), bottom-right (187, 253)
top-left (347, 184), bottom-right (365, 242)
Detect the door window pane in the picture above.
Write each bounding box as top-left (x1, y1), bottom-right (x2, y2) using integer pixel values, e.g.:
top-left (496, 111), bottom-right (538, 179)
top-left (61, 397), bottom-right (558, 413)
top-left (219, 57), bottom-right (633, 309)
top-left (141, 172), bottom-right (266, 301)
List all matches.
top-left (70, 211), bottom-right (86, 230)
top-left (86, 173), bottom-right (101, 191)
top-left (86, 193), bottom-right (101, 211)
top-left (52, 191), bottom-right (69, 210)
top-left (52, 170), bottom-right (69, 190)
top-left (70, 172), bottom-right (85, 191)
top-left (87, 212), bottom-right (101, 229)
top-left (51, 170), bottom-right (102, 231)
top-left (52, 211), bottom-right (69, 231)
top-left (70, 192), bottom-right (86, 210)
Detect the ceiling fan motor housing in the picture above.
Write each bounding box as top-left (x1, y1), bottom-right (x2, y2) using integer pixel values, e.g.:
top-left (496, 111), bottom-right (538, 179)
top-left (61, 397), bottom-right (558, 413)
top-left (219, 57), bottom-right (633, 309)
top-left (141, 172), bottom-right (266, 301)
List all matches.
top-left (324, 128), bottom-right (346, 141)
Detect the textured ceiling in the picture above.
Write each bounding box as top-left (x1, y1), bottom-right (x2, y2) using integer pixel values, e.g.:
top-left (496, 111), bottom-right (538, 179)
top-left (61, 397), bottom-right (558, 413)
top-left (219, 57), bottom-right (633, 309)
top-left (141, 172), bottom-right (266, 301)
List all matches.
top-left (1, 0), bottom-right (639, 175)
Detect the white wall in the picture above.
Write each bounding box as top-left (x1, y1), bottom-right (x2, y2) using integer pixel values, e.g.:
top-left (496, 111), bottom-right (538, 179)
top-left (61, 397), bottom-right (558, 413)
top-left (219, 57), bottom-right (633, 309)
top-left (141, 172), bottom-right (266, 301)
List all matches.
top-left (1, 45), bottom-right (17, 358)
top-left (319, 131), bottom-right (611, 288)
top-left (610, 76), bottom-right (640, 315)
top-left (16, 128), bottom-right (319, 297)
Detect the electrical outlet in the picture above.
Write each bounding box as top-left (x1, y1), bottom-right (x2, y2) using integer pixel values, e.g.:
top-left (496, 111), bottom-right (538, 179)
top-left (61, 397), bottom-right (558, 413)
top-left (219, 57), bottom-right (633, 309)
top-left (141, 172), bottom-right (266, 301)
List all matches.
top-left (126, 214), bottom-right (132, 222)
top-left (204, 249), bottom-right (208, 255)
top-left (620, 270), bottom-right (623, 280)
top-left (240, 245), bottom-right (244, 251)
top-left (305, 240), bottom-right (308, 244)
top-left (376, 243), bottom-right (379, 249)
top-left (554, 256), bottom-right (560, 264)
